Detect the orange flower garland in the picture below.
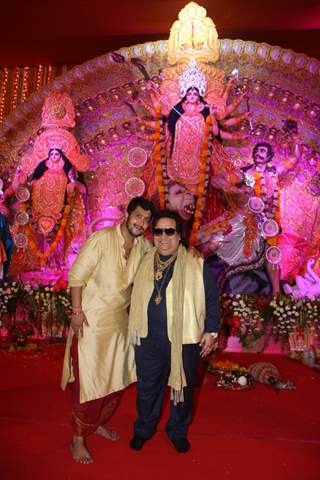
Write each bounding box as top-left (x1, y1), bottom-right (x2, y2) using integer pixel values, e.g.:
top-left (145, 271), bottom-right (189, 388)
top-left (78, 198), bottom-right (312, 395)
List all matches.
top-left (201, 216), bottom-right (232, 237)
top-left (189, 115), bottom-right (211, 246)
top-left (253, 172), bottom-right (261, 198)
top-left (24, 201), bottom-right (72, 266)
top-left (153, 104), bottom-right (165, 209)
top-left (243, 213), bottom-right (259, 258)
top-left (253, 172), bottom-right (281, 246)
top-left (268, 175), bottom-right (281, 246)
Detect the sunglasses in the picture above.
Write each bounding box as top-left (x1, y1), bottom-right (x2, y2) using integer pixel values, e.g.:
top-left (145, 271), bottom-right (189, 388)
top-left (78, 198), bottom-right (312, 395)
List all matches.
top-left (153, 228), bottom-right (177, 237)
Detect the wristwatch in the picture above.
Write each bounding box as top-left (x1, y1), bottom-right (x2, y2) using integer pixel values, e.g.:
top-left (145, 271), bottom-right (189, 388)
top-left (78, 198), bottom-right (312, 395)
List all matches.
top-left (210, 332), bottom-right (218, 339)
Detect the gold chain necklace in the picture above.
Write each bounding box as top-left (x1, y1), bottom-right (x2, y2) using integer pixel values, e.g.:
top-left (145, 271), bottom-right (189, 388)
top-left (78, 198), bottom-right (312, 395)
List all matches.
top-left (154, 251), bottom-right (177, 281)
top-left (154, 253), bottom-right (177, 305)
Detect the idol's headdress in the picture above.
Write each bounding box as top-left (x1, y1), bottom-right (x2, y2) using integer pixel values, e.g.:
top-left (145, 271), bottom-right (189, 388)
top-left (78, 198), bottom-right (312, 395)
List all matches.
top-left (179, 59), bottom-right (207, 98)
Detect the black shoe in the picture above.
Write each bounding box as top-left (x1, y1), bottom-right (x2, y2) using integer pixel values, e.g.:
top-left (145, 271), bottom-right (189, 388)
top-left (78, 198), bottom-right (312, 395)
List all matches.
top-left (129, 436), bottom-right (148, 451)
top-left (170, 437), bottom-right (190, 453)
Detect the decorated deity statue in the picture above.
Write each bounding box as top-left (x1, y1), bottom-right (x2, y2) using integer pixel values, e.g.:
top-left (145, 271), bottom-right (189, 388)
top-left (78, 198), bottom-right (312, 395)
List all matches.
top-left (131, 2), bottom-right (249, 245)
top-left (2, 92), bottom-right (90, 276)
top-left (24, 132), bottom-right (88, 237)
top-left (196, 140), bottom-right (297, 295)
top-left (266, 119), bottom-right (320, 284)
top-left (140, 58), bottom-right (248, 244)
top-left (200, 119), bottom-right (320, 296)
top-left (195, 144), bottom-right (273, 294)
top-left (240, 142), bottom-right (282, 294)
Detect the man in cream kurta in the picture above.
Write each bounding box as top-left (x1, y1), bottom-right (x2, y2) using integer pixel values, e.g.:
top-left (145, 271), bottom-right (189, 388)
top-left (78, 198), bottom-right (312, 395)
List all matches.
top-left (61, 197), bottom-right (154, 464)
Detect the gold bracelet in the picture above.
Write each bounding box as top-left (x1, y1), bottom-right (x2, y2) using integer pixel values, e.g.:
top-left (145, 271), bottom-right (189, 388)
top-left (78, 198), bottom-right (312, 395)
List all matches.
top-left (72, 311), bottom-right (83, 316)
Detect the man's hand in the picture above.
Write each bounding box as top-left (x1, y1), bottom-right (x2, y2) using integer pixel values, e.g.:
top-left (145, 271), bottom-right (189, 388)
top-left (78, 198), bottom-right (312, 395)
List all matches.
top-left (71, 310), bottom-right (89, 338)
top-left (199, 332), bottom-right (218, 358)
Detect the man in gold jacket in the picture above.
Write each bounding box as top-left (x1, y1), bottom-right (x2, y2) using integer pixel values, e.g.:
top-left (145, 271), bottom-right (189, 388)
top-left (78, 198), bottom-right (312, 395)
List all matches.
top-left (61, 197), bottom-right (155, 463)
top-left (128, 210), bottom-right (220, 453)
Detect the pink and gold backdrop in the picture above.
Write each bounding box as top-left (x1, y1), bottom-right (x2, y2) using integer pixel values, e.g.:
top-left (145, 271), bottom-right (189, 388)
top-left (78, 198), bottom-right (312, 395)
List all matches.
top-left (0, 38), bottom-right (319, 273)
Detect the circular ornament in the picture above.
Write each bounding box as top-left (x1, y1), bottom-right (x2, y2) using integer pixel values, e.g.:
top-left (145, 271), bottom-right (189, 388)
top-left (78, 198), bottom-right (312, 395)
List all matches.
top-left (15, 211), bottom-right (30, 226)
top-left (128, 147), bottom-right (147, 167)
top-left (265, 246), bottom-right (282, 265)
top-left (261, 219), bottom-right (279, 238)
top-left (248, 196), bottom-right (265, 214)
top-left (125, 177), bottom-right (145, 197)
top-left (14, 233), bottom-right (28, 249)
top-left (16, 187), bottom-right (30, 202)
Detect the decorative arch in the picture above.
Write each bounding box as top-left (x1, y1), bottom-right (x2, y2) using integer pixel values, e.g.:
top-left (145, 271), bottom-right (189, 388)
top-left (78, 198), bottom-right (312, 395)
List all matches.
top-left (0, 38), bottom-right (319, 227)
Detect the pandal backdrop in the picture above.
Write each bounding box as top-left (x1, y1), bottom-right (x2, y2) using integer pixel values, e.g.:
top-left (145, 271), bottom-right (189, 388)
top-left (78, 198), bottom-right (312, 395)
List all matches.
top-left (0, 2), bottom-right (320, 353)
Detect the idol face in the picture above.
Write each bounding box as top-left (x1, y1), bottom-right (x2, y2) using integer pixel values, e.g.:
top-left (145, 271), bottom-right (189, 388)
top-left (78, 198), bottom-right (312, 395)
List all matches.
top-left (167, 183), bottom-right (195, 221)
top-left (49, 149), bottom-right (62, 162)
top-left (186, 88), bottom-right (200, 105)
top-left (254, 145), bottom-right (270, 165)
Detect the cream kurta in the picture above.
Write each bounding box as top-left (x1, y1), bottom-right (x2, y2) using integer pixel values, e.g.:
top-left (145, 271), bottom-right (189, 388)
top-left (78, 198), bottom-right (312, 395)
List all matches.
top-left (61, 224), bottom-right (150, 403)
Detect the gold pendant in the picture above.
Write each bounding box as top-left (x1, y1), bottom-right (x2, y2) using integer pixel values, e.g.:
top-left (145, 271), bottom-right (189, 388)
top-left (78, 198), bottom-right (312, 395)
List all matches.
top-left (155, 270), bottom-right (163, 281)
top-left (155, 294), bottom-right (162, 305)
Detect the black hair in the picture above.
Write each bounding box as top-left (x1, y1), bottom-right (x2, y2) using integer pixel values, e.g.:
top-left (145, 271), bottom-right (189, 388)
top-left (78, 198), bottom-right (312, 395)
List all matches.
top-left (31, 148), bottom-right (72, 181)
top-left (252, 142), bottom-right (274, 161)
top-left (126, 196), bottom-right (156, 218)
top-left (152, 209), bottom-right (186, 246)
top-left (167, 87), bottom-right (210, 156)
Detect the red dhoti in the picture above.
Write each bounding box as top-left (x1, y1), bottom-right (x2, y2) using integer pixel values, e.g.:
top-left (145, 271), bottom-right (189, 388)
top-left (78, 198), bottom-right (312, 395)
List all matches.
top-left (69, 336), bottom-right (120, 437)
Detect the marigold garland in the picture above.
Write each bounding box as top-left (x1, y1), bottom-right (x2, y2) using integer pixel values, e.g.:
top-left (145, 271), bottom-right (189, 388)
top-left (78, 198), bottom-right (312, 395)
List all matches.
top-left (189, 115), bottom-right (211, 246)
top-left (153, 104), bottom-right (165, 209)
top-left (253, 172), bottom-right (261, 197)
top-left (253, 171), bottom-right (281, 247)
top-left (243, 213), bottom-right (259, 258)
top-left (160, 118), bottom-right (169, 203)
top-left (267, 174), bottom-right (281, 246)
top-left (24, 200), bottom-right (72, 265)
top-left (201, 216), bottom-right (232, 237)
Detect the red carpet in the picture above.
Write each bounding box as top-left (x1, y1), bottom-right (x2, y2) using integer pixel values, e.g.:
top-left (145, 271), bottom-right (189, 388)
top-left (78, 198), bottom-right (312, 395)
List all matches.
top-left (1, 344), bottom-right (320, 480)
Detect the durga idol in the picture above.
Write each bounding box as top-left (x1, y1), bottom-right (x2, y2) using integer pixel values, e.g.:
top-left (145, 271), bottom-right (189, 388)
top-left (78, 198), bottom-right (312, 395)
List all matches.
top-left (140, 58), bottom-right (248, 243)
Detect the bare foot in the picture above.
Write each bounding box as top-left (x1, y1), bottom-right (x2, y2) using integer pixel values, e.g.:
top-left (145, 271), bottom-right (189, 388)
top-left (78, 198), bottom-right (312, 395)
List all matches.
top-left (95, 425), bottom-right (119, 441)
top-left (70, 436), bottom-right (93, 464)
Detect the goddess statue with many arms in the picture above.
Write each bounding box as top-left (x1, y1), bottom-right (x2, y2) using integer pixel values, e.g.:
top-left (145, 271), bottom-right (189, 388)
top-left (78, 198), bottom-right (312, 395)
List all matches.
top-left (141, 59), bottom-right (248, 223)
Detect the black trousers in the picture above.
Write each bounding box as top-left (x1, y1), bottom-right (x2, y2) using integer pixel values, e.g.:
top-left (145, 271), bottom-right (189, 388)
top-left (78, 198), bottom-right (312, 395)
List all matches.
top-left (134, 335), bottom-right (200, 440)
